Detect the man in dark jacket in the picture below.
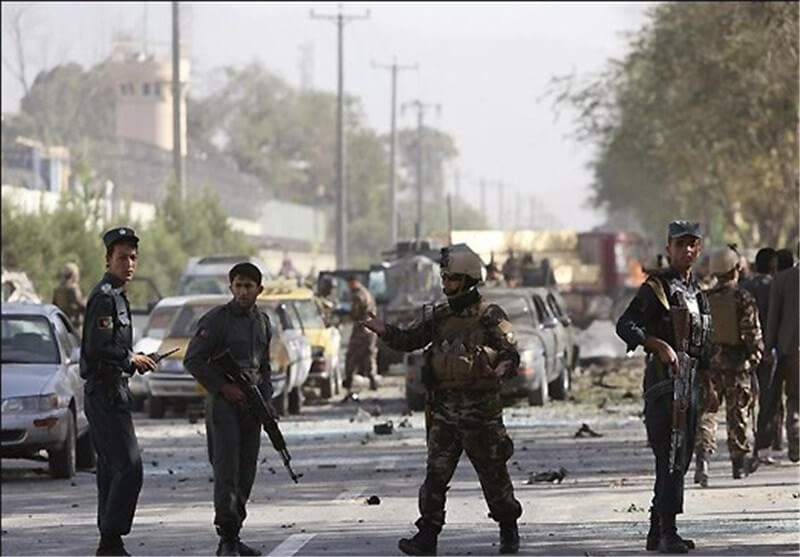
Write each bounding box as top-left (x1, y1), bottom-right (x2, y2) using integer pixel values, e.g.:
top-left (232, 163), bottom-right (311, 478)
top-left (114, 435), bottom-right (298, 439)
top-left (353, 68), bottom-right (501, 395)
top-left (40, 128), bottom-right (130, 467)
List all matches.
top-left (81, 227), bottom-right (157, 556)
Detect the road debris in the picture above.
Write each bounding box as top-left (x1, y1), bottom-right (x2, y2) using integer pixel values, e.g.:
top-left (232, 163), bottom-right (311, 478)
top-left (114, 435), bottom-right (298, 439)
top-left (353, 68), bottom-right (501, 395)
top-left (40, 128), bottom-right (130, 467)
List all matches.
top-left (574, 423), bottom-right (603, 438)
top-left (365, 495), bottom-right (381, 505)
top-left (527, 467), bottom-right (568, 484)
top-left (373, 421), bottom-right (394, 435)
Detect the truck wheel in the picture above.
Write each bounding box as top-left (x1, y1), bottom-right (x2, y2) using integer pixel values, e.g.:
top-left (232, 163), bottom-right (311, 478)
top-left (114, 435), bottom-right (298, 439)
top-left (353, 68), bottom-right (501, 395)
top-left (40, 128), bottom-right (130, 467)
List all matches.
top-left (321, 371), bottom-right (335, 399)
top-left (148, 395), bottom-right (166, 419)
top-left (288, 386), bottom-right (303, 415)
top-left (549, 359), bottom-right (570, 401)
top-left (49, 411), bottom-right (76, 479)
top-left (528, 376), bottom-right (549, 407)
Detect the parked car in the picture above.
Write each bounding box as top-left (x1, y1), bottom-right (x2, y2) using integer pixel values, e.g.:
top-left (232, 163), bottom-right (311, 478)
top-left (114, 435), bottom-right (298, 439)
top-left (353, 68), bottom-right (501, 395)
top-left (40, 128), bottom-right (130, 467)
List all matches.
top-left (522, 287), bottom-right (576, 401)
top-left (1, 303), bottom-right (94, 478)
top-left (126, 276), bottom-right (163, 344)
top-left (259, 281), bottom-right (342, 401)
top-left (139, 295), bottom-right (309, 418)
top-left (129, 297), bottom-right (188, 410)
top-left (404, 288), bottom-right (552, 410)
top-left (175, 256), bottom-right (273, 296)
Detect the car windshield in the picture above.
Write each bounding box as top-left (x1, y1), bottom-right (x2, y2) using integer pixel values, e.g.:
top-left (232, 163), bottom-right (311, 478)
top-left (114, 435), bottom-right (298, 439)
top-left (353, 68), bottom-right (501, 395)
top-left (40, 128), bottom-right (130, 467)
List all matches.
top-left (170, 304), bottom-right (219, 337)
top-left (294, 299), bottom-right (325, 329)
top-left (481, 294), bottom-right (536, 330)
top-left (177, 276), bottom-right (230, 295)
top-left (1, 315), bottom-right (60, 364)
top-left (143, 305), bottom-right (181, 339)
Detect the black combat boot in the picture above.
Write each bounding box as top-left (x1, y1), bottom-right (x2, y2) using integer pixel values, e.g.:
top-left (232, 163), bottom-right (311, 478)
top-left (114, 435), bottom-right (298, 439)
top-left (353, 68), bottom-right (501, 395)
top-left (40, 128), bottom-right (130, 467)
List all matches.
top-left (216, 538), bottom-right (239, 556)
top-left (216, 525), bottom-right (241, 556)
top-left (236, 540), bottom-right (261, 556)
top-left (398, 523), bottom-right (438, 556)
top-left (693, 450), bottom-right (709, 487)
top-left (657, 514), bottom-right (689, 554)
top-left (731, 454), bottom-right (745, 479)
top-left (646, 507), bottom-right (660, 551)
top-left (96, 534), bottom-right (130, 556)
top-left (499, 521), bottom-right (520, 554)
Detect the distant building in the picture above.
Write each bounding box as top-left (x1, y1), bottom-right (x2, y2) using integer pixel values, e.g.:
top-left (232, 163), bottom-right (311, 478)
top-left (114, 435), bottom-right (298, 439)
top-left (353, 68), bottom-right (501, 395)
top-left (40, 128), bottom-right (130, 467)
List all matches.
top-left (0, 136), bottom-right (71, 193)
top-left (108, 40), bottom-right (189, 155)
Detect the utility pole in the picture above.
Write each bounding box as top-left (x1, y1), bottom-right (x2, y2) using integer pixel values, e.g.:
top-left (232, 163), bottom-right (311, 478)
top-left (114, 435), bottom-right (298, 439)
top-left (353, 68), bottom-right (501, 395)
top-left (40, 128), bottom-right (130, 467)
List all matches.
top-left (311, 3), bottom-right (370, 268)
top-left (498, 180), bottom-right (505, 230)
top-left (171, 1), bottom-right (185, 199)
top-left (530, 196), bottom-right (537, 229)
top-left (514, 190), bottom-right (521, 230)
top-left (372, 57), bottom-right (417, 247)
top-left (480, 177), bottom-right (487, 225)
top-left (401, 99), bottom-right (440, 243)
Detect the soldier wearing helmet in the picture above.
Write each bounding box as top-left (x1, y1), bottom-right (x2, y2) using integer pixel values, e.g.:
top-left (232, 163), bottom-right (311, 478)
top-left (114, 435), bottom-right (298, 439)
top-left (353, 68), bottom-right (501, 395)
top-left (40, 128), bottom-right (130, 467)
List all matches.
top-left (363, 244), bottom-right (523, 555)
top-left (695, 244), bottom-right (763, 487)
top-left (52, 261), bottom-right (86, 333)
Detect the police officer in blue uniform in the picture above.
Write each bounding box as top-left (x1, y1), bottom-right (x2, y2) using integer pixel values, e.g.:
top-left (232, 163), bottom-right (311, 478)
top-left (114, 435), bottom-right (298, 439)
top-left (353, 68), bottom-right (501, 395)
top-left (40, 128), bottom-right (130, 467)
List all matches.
top-left (81, 227), bottom-right (156, 556)
top-left (184, 262), bottom-right (272, 556)
top-left (616, 221), bottom-right (713, 554)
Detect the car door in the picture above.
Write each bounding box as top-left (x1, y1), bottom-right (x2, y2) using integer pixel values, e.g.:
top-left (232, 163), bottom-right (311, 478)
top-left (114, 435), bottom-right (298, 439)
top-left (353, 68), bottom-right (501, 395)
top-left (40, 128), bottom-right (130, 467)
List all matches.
top-left (546, 289), bottom-right (577, 369)
top-left (525, 291), bottom-right (560, 382)
top-left (275, 303), bottom-right (307, 390)
top-left (52, 311), bottom-right (87, 434)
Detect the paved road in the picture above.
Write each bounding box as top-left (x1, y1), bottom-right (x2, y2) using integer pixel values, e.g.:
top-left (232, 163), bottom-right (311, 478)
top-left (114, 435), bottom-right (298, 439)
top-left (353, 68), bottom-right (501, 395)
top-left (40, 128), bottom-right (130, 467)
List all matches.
top-left (2, 375), bottom-right (798, 556)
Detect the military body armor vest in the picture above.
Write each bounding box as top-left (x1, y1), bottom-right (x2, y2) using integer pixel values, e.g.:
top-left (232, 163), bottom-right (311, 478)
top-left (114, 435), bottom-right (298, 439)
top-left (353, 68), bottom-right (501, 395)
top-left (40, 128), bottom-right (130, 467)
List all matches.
top-left (428, 302), bottom-right (498, 390)
top-left (646, 272), bottom-right (712, 359)
top-left (707, 285), bottom-right (739, 346)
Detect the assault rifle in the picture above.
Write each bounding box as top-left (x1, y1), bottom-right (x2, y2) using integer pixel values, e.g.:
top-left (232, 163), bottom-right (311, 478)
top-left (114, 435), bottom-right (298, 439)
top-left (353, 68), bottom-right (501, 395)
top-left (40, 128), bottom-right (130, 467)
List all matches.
top-left (668, 307), bottom-right (697, 474)
top-left (211, 349), bottom-right (301, 483)
top-left (133, 347), bottom-right (180, 375)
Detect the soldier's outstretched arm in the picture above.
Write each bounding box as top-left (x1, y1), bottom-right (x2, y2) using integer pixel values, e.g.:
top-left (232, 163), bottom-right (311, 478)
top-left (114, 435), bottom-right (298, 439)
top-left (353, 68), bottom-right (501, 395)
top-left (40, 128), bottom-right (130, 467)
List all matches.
top-left (378, 316), bottom-right (435, 352)
top-left (183, 310), bottom-right (227, 395)
top-left (83, 293), bottom-right (133, 373)
top-left (482, 304), bottom-right (521, 371)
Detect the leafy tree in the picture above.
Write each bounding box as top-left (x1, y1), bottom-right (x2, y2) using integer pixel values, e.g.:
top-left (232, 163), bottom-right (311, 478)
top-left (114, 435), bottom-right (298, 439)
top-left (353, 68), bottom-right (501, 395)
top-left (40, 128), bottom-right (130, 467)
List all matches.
top-left (549, 1), bottom-right (798, 248)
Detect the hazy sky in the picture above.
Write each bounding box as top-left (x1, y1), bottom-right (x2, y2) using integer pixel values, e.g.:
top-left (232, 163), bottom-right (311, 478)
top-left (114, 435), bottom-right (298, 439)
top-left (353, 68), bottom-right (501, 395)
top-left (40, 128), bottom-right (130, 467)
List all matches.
top-left (1, 1), bottom-right (654, 231)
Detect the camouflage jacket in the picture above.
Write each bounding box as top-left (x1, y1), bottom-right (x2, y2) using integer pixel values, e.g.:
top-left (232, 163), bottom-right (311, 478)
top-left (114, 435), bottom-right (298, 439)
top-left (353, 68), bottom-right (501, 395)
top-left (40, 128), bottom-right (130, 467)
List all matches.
top-left (381, 292), bottom-right (520, 391)
top-left (708, 281), bottom-right (764, 372)
top-left (350, 284), bottom-right (377, 339)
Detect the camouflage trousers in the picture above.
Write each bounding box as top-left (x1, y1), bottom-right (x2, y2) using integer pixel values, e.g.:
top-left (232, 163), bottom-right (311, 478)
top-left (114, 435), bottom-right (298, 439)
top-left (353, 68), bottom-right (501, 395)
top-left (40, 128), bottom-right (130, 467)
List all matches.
top-left (344, 331), bottom-right (377, 388)
top-left (696, 367), bottom-right (754, 459)
top-left (417, 390), bottom-right (522, 532)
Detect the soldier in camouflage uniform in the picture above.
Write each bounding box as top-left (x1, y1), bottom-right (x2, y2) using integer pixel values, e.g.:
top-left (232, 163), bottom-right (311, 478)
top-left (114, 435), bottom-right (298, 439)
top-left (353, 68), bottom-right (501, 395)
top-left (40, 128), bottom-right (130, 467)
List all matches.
top-left (53, 261), bottom-right (86, 333)
top-left (694, 245), bottom-right (764, 486)
top-left (344, 276), bottom-right (379, 392)
top-left (363, 244), bottom-right (522, 556)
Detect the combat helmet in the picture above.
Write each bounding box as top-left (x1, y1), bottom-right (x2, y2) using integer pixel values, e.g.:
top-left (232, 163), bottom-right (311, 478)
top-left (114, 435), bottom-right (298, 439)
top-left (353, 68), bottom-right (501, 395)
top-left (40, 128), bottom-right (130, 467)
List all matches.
top-left (709, 244), bottom-right (740, 276)
top-left (440, 244), bottom-right (484, 281)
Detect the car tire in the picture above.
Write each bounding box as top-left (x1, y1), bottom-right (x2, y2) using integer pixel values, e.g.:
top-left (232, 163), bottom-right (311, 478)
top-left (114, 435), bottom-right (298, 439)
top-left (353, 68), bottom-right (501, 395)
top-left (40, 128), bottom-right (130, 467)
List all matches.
top-left (406, 389), bottom-right (426, 412)
top-left (148, 395), bottom-right (166, 419)
top-left (321, 370), bottom-right (335, 399)
top-left (173, 399), bottom-right (188, 415)
top-left (76, 431), bottom-right (96, 470)
top-left (528, 374), bottom-right (549, 407)
top-left (288, 386), bottom-right (303, 415)
top-left (49, 411), bottom-right (76, 479)
top-left (549, 359), bottom-right (570, 401)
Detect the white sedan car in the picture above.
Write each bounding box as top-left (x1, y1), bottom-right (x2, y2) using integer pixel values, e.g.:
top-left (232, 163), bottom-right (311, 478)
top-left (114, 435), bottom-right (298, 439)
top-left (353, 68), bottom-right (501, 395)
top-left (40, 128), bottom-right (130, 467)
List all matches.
top-left (1, 303), bottom-right (94, 478)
